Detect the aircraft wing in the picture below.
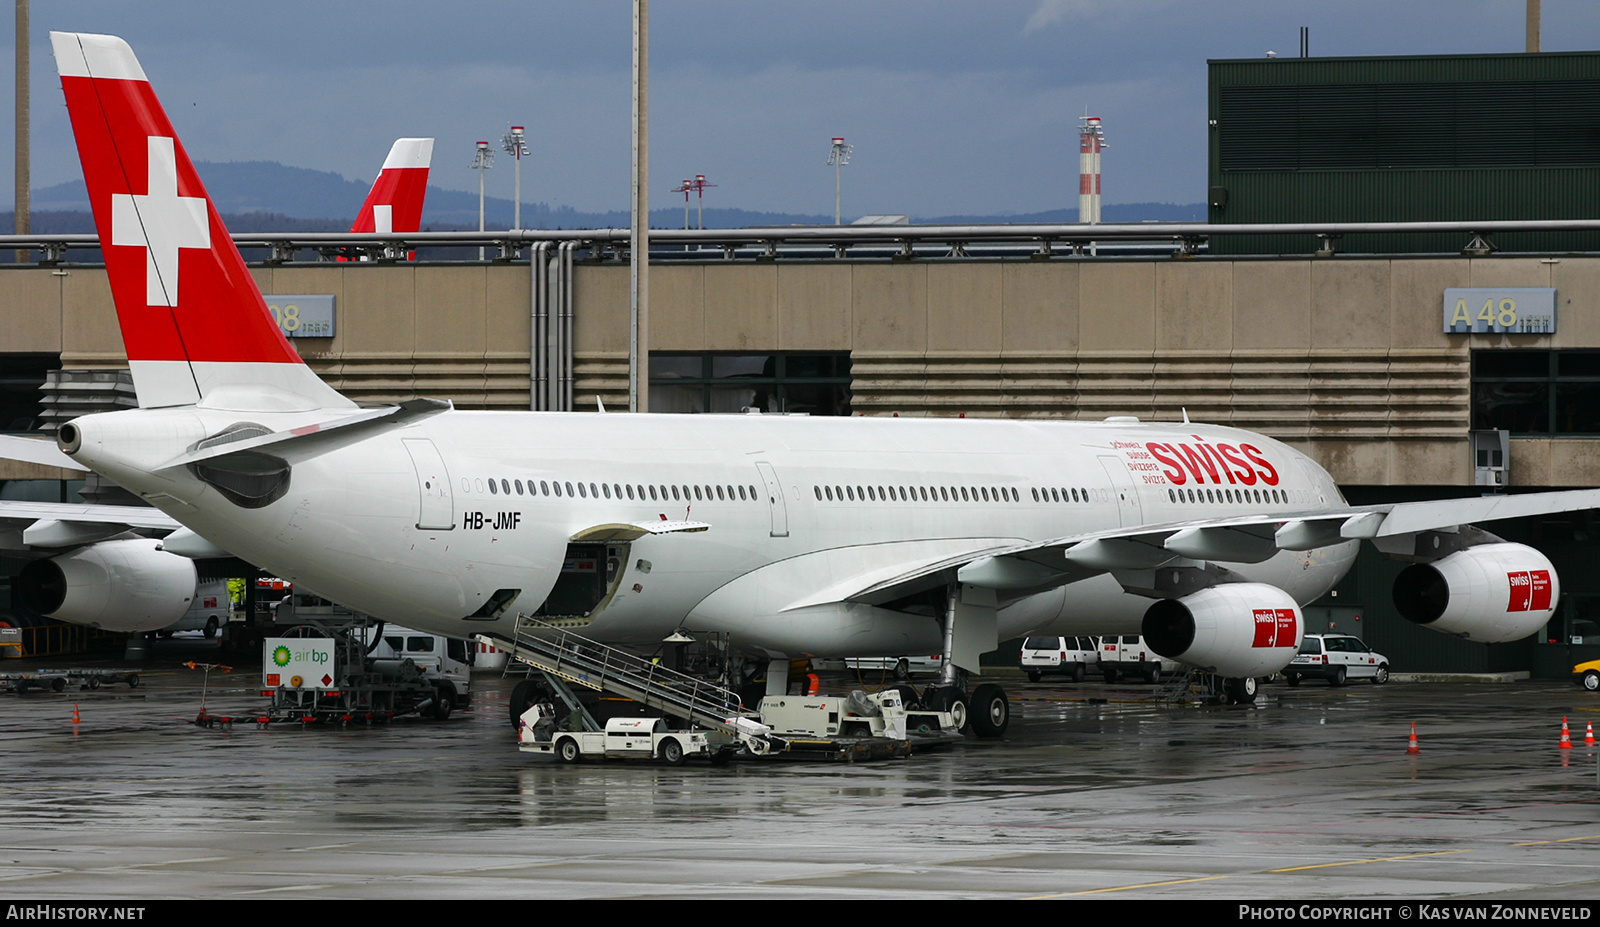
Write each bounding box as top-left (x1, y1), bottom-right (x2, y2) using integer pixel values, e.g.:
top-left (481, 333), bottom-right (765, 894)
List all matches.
top-left (0, 500), bottom-right (180, 531)
top-left (0, 499), bottom-right (181, 552)
top-left (841, 488), bottom-right (1600, 606)
top-left (1342, 489), bottom-right (1600, 538)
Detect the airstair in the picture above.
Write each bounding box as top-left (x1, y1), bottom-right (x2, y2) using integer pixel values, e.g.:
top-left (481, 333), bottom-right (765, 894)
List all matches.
top-left (1154, 668), bottom-right (1245, 706)
top-left (1154, 667), bottom-right (1200, 704)
top-left (481, 614), bottom-right (750, 736)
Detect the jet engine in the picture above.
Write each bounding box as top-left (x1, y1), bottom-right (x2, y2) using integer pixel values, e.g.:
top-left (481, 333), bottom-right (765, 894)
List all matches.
top-left (1392, 542), bottom-right (1558, 642)
top-left (16, 538), bottom-right (198, 632)
top-left (1141, 582), bottom-right (1304, 678)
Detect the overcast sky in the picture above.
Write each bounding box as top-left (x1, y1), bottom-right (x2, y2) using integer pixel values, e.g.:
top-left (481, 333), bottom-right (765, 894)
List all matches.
top-left (5, 1), bottom-right (1598, 219)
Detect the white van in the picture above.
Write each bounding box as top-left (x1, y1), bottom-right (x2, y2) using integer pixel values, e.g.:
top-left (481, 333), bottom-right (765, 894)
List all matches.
top-left (156, 579), bottom-right (232, 638)
top-left (1020, 636), bottom-right (1098, 682)
top-left (1098, 634), bottom-right (1181, 683)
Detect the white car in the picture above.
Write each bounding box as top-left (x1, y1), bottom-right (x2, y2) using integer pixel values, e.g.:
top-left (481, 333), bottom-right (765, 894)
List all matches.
top-left (844, 654), bottom-right (943, 679)
top-left (1020, 636), bottom-right (1098, 682)
top-left (1285, 634), bottom-right (1389, 686)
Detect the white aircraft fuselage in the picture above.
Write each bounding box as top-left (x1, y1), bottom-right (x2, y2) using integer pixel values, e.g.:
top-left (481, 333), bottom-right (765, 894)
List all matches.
top-left (69, 404), bottom-right (1357, 658)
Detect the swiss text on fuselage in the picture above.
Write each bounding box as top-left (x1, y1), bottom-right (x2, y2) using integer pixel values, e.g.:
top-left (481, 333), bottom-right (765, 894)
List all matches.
top-left (1145, 440), bottom-right (1281, 487)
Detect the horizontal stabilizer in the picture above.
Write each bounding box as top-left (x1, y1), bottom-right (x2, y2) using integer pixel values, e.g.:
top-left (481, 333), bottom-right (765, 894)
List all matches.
top-left (0, 434), bottom-right (90, 472)
top-left (157, 398), bottom-right (451, 472)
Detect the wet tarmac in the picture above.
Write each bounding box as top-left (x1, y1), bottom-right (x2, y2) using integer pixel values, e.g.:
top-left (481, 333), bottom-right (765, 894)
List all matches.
top-left (2, 637), bottom-right (1599, 900)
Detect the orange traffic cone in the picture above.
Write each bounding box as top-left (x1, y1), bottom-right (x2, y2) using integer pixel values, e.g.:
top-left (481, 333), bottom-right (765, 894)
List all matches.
top-left (72, 703), bottom-right (80, 725)
top-left (1586, 723), bottom-right (1596, 747)
top-left (1407, 721), bottom-right (1420, 755)
top-left (1559, 717), bottom-right (1573, 750)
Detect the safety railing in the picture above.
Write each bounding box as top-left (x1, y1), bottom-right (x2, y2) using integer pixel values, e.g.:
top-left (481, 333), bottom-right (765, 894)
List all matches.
top-left (506, 614), bottom-right (744, 731)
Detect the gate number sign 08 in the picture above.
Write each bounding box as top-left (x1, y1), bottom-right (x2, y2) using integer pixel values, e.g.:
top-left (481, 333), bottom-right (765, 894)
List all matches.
top-left (263, 294), bottom-right (336, 338)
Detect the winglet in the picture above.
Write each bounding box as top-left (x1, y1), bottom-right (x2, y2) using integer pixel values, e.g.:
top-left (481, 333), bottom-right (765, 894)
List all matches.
top-left (51, 31), bottom-right (353, 413)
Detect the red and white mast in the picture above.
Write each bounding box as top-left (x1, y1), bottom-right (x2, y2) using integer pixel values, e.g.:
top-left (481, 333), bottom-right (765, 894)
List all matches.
top-left (1078, 115), bottom-right (1106, 225)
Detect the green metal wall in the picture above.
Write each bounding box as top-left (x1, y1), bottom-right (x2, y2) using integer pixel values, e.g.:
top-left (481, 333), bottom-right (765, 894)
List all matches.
top-left (1209, 52), bottom-right (1600, 255)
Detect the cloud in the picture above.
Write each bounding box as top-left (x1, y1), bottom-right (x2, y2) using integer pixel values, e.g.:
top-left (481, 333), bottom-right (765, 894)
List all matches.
top-left (1023, 0), bottom-right (1097, 34)
top-left (7, 2), bottom-right (1600, 216)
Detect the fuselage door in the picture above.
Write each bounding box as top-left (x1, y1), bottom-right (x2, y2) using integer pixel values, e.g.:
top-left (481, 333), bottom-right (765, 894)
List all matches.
top-left (1097, 455), bottom-right (1143, 528)
top-left (402, 438), bottom-right (455, 530)
top-left (755, 461), bottom-right (789, 538)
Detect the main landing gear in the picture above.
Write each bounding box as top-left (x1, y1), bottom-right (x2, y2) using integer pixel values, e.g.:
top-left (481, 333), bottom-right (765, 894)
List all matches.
top-left (924, 583), bottom-right (1011, 739)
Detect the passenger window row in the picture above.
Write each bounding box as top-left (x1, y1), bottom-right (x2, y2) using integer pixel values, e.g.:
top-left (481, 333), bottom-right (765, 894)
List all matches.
top-left (812, 484), bottom-right (1022, 504)
top-left (1031, 486), bottom-right (1096, 504)
top-left (1167, 486), bottom-right (1294, 506)
top-left (463, 478), bottom-right (759, 504)
top-left (457, 476), bottom-right (1305, 509)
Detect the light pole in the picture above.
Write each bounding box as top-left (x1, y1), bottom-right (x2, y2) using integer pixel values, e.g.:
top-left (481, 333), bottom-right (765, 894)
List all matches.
top-left (630, 0), bottom-right (649, 413)
top-left (671, 175), bottom-right (716, 230)
top-left (690, 174), bottom-right (715, 229)
top-left (15, 0), bottom-right (29, 263)
top-left (501, 125), bottom-right (528, 230)
top-left (673, 178), bottom-right (691, 229)
top-left (471, 140), bottom-right (494, 260)
top-left (827, 137), bottom-right (851, 225)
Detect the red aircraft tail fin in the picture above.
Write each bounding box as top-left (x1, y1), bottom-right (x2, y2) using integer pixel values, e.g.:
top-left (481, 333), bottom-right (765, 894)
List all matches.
top-left (350, 138), bottom-right (433, 234)
top-left (52, 32), bottom-right (352, 412)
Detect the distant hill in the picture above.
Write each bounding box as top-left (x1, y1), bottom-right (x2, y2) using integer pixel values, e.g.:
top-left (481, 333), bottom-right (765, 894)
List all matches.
top-left (31, 162), bottom-right (375, 222)
top-left (21, 160), bottom-right (1204, 230)
top-left (918, 202), bottom-right (1206, 224)
top-left (2, 209), bottom-right (347, 235)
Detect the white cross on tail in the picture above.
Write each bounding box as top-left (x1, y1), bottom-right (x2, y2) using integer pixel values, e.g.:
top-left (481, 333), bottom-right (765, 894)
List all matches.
top-left (111, 136), bottom-right (209, 308)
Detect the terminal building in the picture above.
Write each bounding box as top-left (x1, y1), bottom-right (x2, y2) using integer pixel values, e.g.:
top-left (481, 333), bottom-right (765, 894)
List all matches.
top-left (2, 49), bottom-right (1599, 678)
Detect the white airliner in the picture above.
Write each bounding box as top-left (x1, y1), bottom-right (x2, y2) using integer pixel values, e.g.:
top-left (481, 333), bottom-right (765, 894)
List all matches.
top-left (30, 32), bottom-right (1600, 735)
top-left (0, 111), bottom-right (433, 629)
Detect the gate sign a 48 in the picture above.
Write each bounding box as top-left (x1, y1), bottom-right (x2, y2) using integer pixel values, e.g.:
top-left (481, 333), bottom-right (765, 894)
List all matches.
top-left (1444, 288), bottom-right (1557, 334)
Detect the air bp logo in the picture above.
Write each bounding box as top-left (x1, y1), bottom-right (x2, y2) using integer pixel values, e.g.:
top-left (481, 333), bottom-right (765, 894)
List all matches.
top-left (262, 638), bottom-right (335, 689)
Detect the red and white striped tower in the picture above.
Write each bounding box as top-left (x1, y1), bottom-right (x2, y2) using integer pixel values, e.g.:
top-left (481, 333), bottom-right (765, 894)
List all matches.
top-left (1078, 115), bottom-right (1106, 224)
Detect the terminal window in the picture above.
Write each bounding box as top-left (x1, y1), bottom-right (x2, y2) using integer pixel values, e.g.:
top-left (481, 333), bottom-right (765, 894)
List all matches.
top-left (649, 352), bottom-right (851, 415)
top-left (1472, 350), bottom-right (1600, 436)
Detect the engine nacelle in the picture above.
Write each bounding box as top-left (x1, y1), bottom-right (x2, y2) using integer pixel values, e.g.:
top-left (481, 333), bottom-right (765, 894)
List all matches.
top-left (1392, 542), bottom-right (1558, 643)
top-left (17, 538), bottom-right (198, 632)
top-left (1142, 583), bottom-right (1304, 678)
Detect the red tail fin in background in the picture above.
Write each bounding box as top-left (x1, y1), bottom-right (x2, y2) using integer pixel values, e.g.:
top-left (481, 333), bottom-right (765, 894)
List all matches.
top-left (52, 32), bottom-right (352, 412)
top-left (351, 138), bottom-right (433, 234)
